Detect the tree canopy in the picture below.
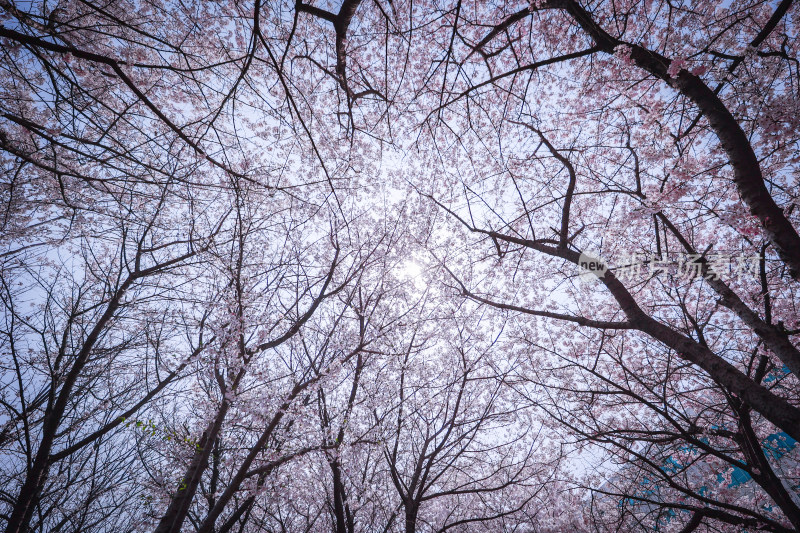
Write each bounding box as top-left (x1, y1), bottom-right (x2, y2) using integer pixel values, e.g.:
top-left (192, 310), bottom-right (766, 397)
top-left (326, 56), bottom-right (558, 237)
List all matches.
top-left (1, 0), bottom-right (799, 532)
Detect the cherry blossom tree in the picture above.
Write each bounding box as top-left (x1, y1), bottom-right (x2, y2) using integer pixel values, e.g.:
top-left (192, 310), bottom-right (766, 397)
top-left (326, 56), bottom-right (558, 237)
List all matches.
top-left (3, 0), bottom-right (800, 532)
top-left (374, 310), bottom-right (558, 533)
top-left (411, 0), bottom-right (800, 530)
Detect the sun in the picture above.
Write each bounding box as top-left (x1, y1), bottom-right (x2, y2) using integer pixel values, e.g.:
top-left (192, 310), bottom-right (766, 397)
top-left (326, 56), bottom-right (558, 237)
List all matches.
top-left (400, 260), bottom-right (422, 279)
top-left (397, 259), bottom-right (427, 290)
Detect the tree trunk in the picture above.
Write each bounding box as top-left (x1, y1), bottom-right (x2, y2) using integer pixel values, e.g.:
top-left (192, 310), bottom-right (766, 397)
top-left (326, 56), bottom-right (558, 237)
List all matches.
top-left (404, 502), bottom-right (418, 533)
top-left (153, 402), bottom-right (230, 533)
